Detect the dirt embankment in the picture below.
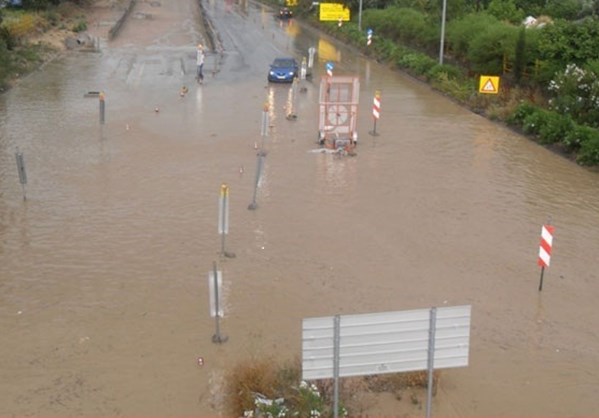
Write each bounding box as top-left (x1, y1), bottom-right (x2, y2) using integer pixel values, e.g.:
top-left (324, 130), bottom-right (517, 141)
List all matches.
top-left (28, 0), bottom-right (130, 50)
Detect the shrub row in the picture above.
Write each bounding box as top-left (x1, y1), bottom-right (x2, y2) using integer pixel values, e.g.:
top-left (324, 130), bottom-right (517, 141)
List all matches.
top-left (507, 102), bottom-right (599, 165)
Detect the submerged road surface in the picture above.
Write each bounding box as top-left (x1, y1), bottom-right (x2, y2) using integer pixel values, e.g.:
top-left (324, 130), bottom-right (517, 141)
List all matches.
top-left (1, 0), bottom-right (599, 415)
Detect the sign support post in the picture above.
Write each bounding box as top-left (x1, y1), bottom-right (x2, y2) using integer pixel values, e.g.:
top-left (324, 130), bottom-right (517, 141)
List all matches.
top-left (218, 184), bottom-right (235, 258)
top-left (260, 103), bottom-right (269, 156)
top-left (248, 154), bottom-right (264, 210)
top-left (326, 62), bottom-right (334, 77)
top-left (15, 149), bottom-right (28, 201)
top-left (99, 91), bottom-right (106, 125)
top-left (426, 307), bottom-right (438, 418)
top-left (209, 261), bottom-right (228, 344)
top-left (308, 47), bottom-right (316, 75)
top-left (333, 315), bottom-right (340, 418)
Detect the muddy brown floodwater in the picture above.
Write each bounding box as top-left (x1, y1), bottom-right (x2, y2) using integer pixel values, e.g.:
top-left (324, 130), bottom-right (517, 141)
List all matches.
top-left (1, 0), bottom-right (599, 416)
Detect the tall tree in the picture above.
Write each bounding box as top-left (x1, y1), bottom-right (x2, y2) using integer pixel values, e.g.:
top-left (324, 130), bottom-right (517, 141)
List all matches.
top-left (513, 26), bottom-right (526, 83)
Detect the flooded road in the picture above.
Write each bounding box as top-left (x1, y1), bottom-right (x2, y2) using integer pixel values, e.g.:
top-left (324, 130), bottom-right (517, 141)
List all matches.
top-left (1, 0), bottom-right (599, 415)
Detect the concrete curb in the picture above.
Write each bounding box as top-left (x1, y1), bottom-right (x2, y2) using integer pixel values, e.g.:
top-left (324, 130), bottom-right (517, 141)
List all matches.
top-left (197, 0), bottom-right (222, 53)
top-left (108, 0), bottom-right (137, 40)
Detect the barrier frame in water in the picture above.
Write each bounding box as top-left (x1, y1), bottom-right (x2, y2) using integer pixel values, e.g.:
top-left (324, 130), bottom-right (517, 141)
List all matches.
top-left (318, 76), bottom-right (359, 151)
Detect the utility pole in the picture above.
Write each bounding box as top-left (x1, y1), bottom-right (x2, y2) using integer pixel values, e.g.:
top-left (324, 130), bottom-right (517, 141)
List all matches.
top-left (439, 0), bottom-right (447, 65)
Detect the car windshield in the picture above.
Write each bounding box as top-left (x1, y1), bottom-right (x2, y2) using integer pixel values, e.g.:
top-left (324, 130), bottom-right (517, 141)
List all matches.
top-left (272, 59), bottom-right (295, 68)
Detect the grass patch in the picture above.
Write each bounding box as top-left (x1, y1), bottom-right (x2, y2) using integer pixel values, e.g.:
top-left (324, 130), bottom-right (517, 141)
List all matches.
top-left (0, 1), bottom-right (88, 91)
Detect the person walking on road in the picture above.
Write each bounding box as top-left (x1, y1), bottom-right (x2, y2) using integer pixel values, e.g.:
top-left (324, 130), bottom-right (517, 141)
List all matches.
top-left (196, 44), bottom-right (205, 84)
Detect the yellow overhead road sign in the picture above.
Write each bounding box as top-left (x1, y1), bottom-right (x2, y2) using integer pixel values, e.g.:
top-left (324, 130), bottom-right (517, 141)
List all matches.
top-left (319, 3), bottom-right (350, 21)
top-left (479, 75), bottom-right (500, 94)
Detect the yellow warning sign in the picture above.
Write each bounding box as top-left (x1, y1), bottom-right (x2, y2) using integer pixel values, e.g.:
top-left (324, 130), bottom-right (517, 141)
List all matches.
top-left (479, 76), bottom-right (500, 94)
top-left (319, 3), bottom-right (350, 21)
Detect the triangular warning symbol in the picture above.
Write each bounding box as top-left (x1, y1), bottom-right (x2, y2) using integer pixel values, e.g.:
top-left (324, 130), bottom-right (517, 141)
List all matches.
top-left (482, 79), bottom-right (496, 92)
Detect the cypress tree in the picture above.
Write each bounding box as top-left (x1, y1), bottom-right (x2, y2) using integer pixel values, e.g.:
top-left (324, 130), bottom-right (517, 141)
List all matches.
top-left (514, 26), bottom-right (526, 84)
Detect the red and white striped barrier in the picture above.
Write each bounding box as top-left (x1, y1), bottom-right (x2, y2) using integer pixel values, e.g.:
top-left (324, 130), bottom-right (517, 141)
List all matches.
top-left (537, 224), bottom-right (554, 268)
top-left (537, 223), bottom-right (555, 291)
top-left (373, 92), bottom-right (381, 120)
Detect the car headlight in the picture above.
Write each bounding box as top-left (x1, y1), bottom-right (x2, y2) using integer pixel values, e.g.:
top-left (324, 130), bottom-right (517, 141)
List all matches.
top-left (289, 71), bottom-right (295, 76)
top-left (270, 70), bottom-right (275, 75)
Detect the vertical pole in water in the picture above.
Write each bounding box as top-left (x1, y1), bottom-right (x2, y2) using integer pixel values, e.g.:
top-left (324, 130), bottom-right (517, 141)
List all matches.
top-left (287, 79), bottom-right (298, 120)
top-left (210, 261), bottom-right (228, 343)
top-left (308, 47), bottom-right (316, 74)
top-left (15, 149), bottom-right (27, 201)
top-left (300, 57), bottom-right (307, 80)
top-left (218, 183), bottom-right (234, 257)
top-left (260, 102), bottom-right (269, 155)
top-left (99, 91), bottom-right (105, 125)
top-left (426, 307), bottom-right (437, 418)
top-left (538, 266), bottom-right (545, 291)
top-left (248, 154), bottom-right (263, 210)
top-left (333, 314), bottom-right (341, 418)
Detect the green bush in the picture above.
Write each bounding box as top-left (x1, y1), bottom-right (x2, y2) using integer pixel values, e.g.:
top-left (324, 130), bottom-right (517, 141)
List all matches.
top-left (577, 133), bottom-right (599, 165)
top-left (467, 23), bottom-right (518, 74)
top-left (543, 0), bottom-right (582, 20)
top-left (446, 13), bottom-right (499, 63)
top-left (0, 26), bottom-right (16, 50)
top-left (538, 112), bottom-right (573, 145)
top-left (522, 107), bottom-right (551, 136)
top-left (506, 101), bottom-right (537, 126)
top-left (487, 0), bottom-right (524, 24)
top-left (547, 63), bottom-right (599, 128)
top-left (362, 7), bottom-right (437, 51)
top-left (397, 52), bottom-right (437, 76)
top-left (563, 124), bottom-right (599, 152)
top-left (71, 19), bottom-right (86, 32)
top-left (432, 71), bottom-right (476, 103)
top-left (372, 37), bottom-right (399, 61)
top-left (427, 63), bottom-right (462, 81)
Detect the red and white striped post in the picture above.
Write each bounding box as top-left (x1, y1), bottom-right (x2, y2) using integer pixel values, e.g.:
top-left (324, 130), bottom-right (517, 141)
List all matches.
top-left (537, 223), bottom-right (555, 291)
top-left (369, 90), bottom-right (381, 136)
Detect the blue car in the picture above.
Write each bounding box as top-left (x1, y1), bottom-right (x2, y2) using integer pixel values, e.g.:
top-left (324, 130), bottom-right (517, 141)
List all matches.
top-left (268, 58), bottom-right (299, 83)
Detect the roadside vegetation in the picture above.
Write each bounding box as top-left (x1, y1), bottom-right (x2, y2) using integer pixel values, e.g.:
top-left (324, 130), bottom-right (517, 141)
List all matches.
top-left (224, 357), bottom-right (440, 417)
top-left (282, 0), bottom-right (599, 167)
top-left (0, 0), bottom-right (90, 92)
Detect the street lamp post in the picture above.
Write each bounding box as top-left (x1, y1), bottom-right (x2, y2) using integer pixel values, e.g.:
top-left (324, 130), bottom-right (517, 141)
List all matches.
top-left (439, 0), bottom-right (447, 65)
top-left (358, 0), bottom-right (363, 30)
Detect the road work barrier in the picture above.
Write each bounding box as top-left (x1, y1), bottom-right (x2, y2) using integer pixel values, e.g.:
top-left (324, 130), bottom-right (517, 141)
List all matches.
top-left (537, 222), bottom-right (555, 291)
